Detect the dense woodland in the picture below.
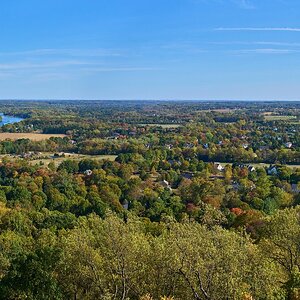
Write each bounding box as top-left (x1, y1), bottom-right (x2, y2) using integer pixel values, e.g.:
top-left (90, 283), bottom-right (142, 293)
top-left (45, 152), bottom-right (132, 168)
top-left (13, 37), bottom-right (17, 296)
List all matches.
top-left (0, 100), bottom-right (299, 299)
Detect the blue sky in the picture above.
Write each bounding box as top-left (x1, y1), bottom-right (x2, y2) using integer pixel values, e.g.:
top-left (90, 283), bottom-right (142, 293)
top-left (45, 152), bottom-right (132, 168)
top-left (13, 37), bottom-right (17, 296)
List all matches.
top-left (1, 0), bottom-right (300, 100)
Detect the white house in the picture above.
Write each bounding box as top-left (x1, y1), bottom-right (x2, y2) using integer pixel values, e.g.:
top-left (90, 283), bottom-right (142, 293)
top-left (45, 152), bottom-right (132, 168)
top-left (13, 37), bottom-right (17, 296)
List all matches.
top-left (214, 163), bottom-right (224, 171)
top-left (247, 165), bottom-right (256, 172)
top-left (285, 142), bottom-right (293, 149)
top-left (159, 180), bottom-right (172, 191)
top-left (84, 169), bottom-right (93, 176)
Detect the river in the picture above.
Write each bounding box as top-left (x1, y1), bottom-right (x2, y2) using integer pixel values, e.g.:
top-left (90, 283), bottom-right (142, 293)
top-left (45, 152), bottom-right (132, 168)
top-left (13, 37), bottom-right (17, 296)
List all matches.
top-left (0, 113), bottom-right (24, 126)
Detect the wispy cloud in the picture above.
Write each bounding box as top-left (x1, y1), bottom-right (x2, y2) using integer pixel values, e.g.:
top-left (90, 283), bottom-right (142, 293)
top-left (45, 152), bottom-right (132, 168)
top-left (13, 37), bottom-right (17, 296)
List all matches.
top-left (194, 0), bottom-right (254, 9)
top-left (216, 27), bottom-right (300, 32)
top-left (231, 0), bottom-right (254, 9)
top-left (0, 47), bottom-right (159, 80)
top-left (210, 41), bottom-right (300, 47)
top-left (0, 48), bottom-right (121, 57)
top-left (255, 41), bottom-right (300, 46)
top-left (0, 60), bottom-right (94, 71)
top-left (0, 60), bottom-right (159, 80)
top-left (230, 48), bottom-right (300, 54)
top-left (81, 67), bottom-right (161, 73)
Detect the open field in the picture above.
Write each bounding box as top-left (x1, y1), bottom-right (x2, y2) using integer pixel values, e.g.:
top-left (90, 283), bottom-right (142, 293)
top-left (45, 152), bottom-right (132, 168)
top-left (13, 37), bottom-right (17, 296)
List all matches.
top-left (0, 153), bottom-right (117, 167)
top-left (0, 133), bottom-right (66, 141)
top-left (198, 108), bottom-right (241, 113)
top-left (264, 115), bottom-right (297, 121)
top-left (211, 108), bottom-right (239, 113)
top-left (224, 162), bottom-right (300, 169)
top-left (29, 153), bottom-right (117, 167)
top-left (251, 163), bottom-right (300, 169)
top-left (138, 124), bottom-right (182, 128)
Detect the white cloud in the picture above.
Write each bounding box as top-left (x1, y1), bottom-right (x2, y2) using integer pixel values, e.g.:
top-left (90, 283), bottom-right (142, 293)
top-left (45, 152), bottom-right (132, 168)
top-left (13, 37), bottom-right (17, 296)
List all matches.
top-left (230, 48), bottom-right (300, 54)
top-left (0, 60), bottom-right (159, 80)
top-left (81, 67), bottom-right (161, 73)
top-left (216, 27), bottom-right (300, 32)
top-left (0, 48), bottom-right (121, 58)
top-left (210, 41), bottom-right (300, 46)
top-left (193, 0), bottom-right (254, 9)
top-left (0, 60), bottom-right (94, 71)
top-left (231, 0), bottom-right (254, 9)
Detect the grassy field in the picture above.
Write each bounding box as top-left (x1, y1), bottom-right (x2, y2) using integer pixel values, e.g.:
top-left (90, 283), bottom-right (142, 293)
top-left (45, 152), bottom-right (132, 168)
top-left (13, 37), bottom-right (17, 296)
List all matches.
top-left (198, 108), bottom-right (240, 113)
top-left (138, 124), bottom-right (182, 128)
top-left (264, 115), bottom-right (297, 121)
top-left (251, 163), bottom-right (300, 169)
top-left (29, 153), bottom-right (117, 167)
top-left (0, 133), bottom-right (66, 141)
top-left (223, 162), bottom-right (300, 169)
top-left (0, 152), bottom-right (117, 167)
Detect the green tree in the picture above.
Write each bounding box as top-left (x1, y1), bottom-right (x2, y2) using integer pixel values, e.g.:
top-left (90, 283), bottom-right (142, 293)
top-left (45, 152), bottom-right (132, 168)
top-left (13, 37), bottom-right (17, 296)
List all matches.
top-left (260, 207), bottom-right (300, 297)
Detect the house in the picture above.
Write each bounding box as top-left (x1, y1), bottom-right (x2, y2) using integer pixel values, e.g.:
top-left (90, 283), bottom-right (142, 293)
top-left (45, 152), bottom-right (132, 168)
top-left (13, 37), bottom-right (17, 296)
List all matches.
top-left (184, 142), bottom-right (194, 149)
top-left (291, 184), bottom-right (300, 194)
top-left (122, 200), bottom-right (129, 210)
top-left (214, 163), bottom-right (224, 171)
top-left (159, 180), bottom-right (172, 191)
top-left (181, 172), bottom-right (194, 179)
top-left (247, 165), bottom-right (256, 172)
top-left (129, 131), bottom-right (137, 136)
top-left (84, 169), bottom-right (93, 176)
top-left (285, 142), bottom-right (293, 149)
top-left (167, 159), bottom-right (182, 166)
top-left (267, 165), bottom-right (278, 176)
top-left (259, 145), bottom-right (270, 151)
top-left (234, 164), bottom-right (255, 172)
top-left (232, 181), bottom-right (240, 191)
top-left (236, 163), bottom-right (246, 169)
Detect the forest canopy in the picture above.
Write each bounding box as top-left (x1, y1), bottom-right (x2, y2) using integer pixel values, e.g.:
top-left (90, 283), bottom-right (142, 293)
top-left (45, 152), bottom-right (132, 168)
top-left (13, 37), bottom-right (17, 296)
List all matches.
top-left (0, 100), bottom-right (299, 299)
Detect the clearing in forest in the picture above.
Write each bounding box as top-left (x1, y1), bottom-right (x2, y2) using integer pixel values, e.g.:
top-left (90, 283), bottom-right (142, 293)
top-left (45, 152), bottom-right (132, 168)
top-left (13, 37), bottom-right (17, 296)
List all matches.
top-left (0, 133), bottom-right (67, 141)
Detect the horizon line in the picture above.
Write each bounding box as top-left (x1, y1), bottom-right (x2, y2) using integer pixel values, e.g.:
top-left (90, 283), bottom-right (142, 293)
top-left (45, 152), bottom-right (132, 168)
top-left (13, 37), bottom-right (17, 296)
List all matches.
top-left (0, 99), bottom-right (300, 102)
